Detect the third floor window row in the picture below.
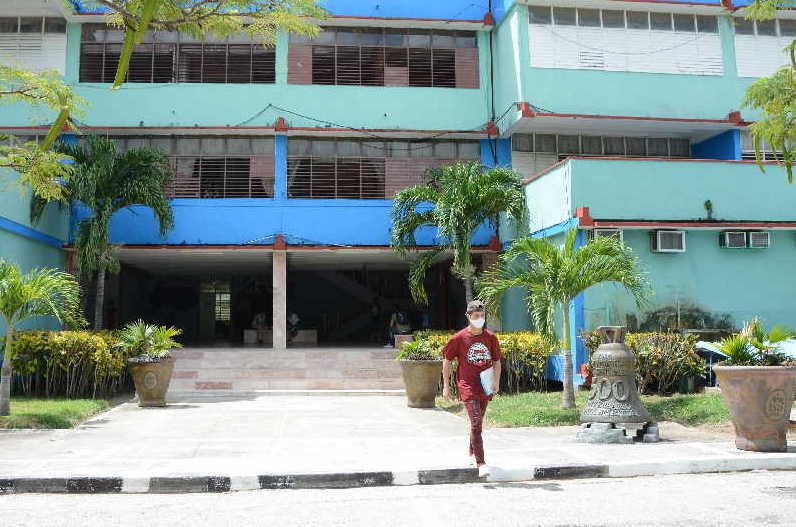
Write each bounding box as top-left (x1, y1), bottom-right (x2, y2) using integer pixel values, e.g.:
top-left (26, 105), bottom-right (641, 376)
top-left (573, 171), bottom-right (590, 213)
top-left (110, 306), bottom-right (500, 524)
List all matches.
top-left (529, 7), bottom-right (719, 33)
top-left (288, 27), bottom-right (480, 88)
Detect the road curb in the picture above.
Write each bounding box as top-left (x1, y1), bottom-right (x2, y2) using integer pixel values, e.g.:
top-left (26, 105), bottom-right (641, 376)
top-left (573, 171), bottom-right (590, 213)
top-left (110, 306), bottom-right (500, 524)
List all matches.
top-left (2, 458), bottom-right (795, 493)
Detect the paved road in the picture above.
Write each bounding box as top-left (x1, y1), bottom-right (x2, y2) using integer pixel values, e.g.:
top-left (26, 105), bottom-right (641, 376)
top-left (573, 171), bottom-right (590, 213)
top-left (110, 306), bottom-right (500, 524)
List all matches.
top-left (2, 471), bottom-right (794, 526)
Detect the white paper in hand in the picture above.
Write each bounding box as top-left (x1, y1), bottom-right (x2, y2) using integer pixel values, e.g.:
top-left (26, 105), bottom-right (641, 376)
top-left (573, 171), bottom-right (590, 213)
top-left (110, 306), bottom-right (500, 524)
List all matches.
top-left (480, 366), bottom-right (495, 396)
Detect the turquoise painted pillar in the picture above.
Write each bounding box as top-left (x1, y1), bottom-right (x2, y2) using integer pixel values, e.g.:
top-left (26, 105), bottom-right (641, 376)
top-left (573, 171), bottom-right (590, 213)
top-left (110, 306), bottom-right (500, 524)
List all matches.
top-left (275, 32), bottom-right (289, 85)
top-left (64, 23), bottom-right (81, 85)
top-left (570, 230), bottom-right (587, 387)
top-left (274, 135), bottom-right (288, 200)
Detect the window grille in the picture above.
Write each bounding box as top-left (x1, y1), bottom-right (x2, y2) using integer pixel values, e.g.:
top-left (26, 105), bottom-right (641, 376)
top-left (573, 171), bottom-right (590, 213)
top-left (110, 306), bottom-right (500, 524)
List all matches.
top-left (290, 27), bottom-right (478, 88)
top-left (79, 24), bottom-right (275, 84)
top-left (106, 136), bottom-right (275, 198)
top-left (287, 138), bottom-right (480, 199)
top-left (511, 133), bottom-right (690, 158)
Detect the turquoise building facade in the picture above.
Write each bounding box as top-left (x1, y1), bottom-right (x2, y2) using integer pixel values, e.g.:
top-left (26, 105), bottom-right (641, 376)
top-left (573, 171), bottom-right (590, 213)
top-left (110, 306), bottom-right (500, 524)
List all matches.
top-left (1, 1), bottom-right (794, 377)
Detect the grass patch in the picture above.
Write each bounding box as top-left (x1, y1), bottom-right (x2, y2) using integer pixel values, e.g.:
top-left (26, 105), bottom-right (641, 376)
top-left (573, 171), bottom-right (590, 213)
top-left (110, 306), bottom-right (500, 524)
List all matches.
top-left (0, 398), bottom-right (111, 429)
top-left (437, 391), bottom-right (736, 428)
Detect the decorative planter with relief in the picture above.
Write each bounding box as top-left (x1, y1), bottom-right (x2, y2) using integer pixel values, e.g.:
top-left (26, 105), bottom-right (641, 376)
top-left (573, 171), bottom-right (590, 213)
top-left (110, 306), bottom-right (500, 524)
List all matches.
top-left (396, 339), bottom-right (442, 408)
top-left (118, 321), bottom-right (183, 408)
top-left (713, 319), bottom-right (796, 452)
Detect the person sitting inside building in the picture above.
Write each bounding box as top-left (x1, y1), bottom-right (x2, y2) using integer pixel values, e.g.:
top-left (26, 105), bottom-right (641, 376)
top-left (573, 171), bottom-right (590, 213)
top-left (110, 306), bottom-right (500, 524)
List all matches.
top-left (385, 305), bottom-right (411, 348)
top-left (251, 311), bottom-right (270, 345)
top-left (287, 311), bottom-right (300, 344)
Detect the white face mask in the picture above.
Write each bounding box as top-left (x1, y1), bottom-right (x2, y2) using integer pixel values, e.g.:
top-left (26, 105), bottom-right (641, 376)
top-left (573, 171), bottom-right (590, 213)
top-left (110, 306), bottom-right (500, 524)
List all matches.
top-left (469, 317), bottom-right (486, 329)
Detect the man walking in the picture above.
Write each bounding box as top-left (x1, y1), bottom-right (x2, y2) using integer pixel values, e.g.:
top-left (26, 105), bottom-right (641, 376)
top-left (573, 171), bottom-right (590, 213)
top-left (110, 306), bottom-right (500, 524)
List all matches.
top-left (442, 300), bottom-right (501, 476)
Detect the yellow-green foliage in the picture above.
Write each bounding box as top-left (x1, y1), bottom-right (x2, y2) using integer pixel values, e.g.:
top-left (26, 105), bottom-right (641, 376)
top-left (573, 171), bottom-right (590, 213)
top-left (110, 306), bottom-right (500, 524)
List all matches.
top-left (414, 330), bottom-right (556, 393)
top-left (625, 332), bottom-right (704, 394)
top-left (4, 330), bottom-right (132, 398)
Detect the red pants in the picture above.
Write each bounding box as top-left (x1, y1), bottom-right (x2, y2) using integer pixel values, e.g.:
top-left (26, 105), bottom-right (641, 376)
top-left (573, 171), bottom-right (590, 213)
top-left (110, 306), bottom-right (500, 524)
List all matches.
top-left (465, 399), bottom-right (489, 465)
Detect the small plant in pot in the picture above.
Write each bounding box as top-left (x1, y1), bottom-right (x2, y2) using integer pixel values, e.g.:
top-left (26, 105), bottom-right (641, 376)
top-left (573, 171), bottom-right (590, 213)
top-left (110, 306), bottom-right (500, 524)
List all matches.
top-left (396, 339), bottom-right (442, 408)
top-left (714, 318), bottom-right (796, 452)
top-left (119, 321), bottom-right (182, 408)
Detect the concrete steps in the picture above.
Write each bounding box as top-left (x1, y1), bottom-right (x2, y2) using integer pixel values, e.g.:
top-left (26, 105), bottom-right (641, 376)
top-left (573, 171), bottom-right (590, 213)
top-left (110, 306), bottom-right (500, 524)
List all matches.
top-left (167, 348), bottom-right (406, 393)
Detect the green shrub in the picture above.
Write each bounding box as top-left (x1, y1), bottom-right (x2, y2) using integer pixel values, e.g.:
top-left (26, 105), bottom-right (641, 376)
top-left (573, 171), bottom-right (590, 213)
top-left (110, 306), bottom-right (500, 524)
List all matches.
top-left (3, 330), bottom-right (133, 398)
top-left (626, 332), bottom-right (705, 394)
top-left (395, 339), bottom-right (441, 361)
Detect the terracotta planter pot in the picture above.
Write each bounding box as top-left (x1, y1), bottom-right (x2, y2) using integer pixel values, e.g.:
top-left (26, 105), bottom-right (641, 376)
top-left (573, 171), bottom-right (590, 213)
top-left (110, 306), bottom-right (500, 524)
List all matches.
top-left (713, 365), bottom-right (796, 452)
top-left (128, 357), bottom-right (175, 408)
top-left (399, 360), bottom-right (442, 408)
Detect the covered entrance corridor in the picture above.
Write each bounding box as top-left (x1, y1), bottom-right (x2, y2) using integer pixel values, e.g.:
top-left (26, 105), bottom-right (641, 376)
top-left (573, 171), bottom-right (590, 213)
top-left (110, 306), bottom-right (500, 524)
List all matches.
top-left (105, 245), bottom-right (471, 349)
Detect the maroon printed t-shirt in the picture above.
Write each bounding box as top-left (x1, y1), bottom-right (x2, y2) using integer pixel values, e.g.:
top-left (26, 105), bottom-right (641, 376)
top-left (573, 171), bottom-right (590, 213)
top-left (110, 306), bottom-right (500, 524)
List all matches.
top-left (443, 328), bottom-right (502, 401)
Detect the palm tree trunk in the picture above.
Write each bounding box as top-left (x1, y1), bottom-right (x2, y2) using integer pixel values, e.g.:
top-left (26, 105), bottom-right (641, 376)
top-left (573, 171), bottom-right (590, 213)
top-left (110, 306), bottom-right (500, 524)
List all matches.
top-left (0, 328), bottom-right (15, 416)
top-left (561, 299), bottom-right (576, 409)
top-left (463, 276), bottom-right (474, 304)
top-left (94, 266), bottom-right (106, 330)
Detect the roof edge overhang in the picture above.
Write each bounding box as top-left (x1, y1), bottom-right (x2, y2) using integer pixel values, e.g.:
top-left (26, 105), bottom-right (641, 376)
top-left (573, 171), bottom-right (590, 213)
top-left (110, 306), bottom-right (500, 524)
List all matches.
top-left (581, 220), bottom-right (796, 230)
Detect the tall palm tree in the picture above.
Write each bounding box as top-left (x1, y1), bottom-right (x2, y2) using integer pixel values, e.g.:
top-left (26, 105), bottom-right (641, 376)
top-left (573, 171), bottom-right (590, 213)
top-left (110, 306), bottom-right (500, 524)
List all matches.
top-left (32, 135), bottom-right (175, 329)
top-left (391, 162), bottom-right (526, 306)
top-left (0, 259), bottom-right (81, 415)
top-left (478, 230), bottom-right (649, 409)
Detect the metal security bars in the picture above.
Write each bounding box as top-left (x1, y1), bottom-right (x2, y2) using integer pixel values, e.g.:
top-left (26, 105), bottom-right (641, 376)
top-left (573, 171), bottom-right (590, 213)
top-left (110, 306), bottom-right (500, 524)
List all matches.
top-left (108, 136), bottom-right (275, 198)
top-left (287, 138), bottom-right (480, 199)
top-left (289, 27), bottom-right (479, 88)
top-left (79, 24), bottom-right (275, 84)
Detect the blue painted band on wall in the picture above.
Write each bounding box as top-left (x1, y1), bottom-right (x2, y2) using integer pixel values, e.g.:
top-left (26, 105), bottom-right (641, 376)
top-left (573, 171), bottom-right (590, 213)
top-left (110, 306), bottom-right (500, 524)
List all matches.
top-left (0, 216), bottom-right (64, 248)
top-left (274, 135), bottom-right (288, 201)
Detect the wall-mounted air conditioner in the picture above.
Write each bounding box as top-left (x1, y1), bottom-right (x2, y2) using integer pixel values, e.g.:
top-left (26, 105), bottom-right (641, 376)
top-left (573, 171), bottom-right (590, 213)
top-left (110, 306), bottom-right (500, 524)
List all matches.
top-left (748, 231), bottom-right (771, 249)
top-left (651, 230), bottom-right (686, 253)
top-left (720, 231), bottom-right (748, 249)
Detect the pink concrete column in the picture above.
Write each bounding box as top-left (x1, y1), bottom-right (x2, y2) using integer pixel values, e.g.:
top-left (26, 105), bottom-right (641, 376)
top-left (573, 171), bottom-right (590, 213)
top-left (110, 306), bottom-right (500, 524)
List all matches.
top-left (272, 250), bottom-right (287, 349)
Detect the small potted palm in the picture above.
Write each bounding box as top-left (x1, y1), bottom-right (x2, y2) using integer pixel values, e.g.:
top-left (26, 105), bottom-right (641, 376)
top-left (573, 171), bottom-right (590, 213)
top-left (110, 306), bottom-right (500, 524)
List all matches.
top-left (396, 339), bottom-right (443, 408)
top-left (714, 318), bottom-right (796, 452)
top-left (119, 320), bottom-right (182, 407)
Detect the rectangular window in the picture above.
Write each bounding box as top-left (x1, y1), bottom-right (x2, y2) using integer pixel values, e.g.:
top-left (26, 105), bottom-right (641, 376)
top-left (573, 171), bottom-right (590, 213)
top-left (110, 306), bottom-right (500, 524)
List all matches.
top-left (673, 14), bottom-right (695, 33)
top-left (650, 13), bottom-right (673, 31)
top-left (511, 133), bottom-right (689, 159)
top-left (697, 15), bottom-right (718, 34)
top-left (577, 9), bottom-right (601, 28)
top-left (553, 7), bottom-right (576, 26)
top-left (627, 11), bottom-right (649, 30)
top-left (602, 11), bottom-right (625, 29)
top-left (288, 138), bottom-right (479, 199)
top-left (298, 27), bottom-right (477, 88)
top-left (79, 25), bottom-right (275, 84)
top-left (757, 19), bottom-right (777, 36)
top-left (529, 6), bottom-right (552, 25)
top-left (735, 18), bottom-right (755, 35)
top-left (780, 19), bottom-right (796, 37)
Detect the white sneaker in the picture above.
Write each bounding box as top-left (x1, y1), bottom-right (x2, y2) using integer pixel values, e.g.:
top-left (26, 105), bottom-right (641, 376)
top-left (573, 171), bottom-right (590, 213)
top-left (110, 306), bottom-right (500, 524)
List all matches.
top-left (478, 464), bottom-right (491, 478)
top-left (468, 455), bottom-right (477, 467)
top-left (383, 344), bottom-right (393, 348)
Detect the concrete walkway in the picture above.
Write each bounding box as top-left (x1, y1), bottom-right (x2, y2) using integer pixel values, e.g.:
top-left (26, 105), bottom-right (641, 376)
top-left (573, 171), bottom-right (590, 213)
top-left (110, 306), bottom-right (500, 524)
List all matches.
top-left (0, 395), bottom-right (794, 493)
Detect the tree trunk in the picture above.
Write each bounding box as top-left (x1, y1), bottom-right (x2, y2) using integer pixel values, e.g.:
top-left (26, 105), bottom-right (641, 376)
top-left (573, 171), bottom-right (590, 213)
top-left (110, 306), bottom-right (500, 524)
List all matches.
top-left (561, 300), bottom-right (576, 409)
top-left (94, 266), bottom-right (106, 330)
top-left (463, 276), bottom-right (474, 304)
top-left (0, 328), bottom-right (15, 416)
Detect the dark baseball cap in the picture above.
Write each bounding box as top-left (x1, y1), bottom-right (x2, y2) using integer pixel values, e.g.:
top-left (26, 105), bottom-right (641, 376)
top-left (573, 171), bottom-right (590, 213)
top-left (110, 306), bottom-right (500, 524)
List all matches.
top-left (466, 300), bottom-right (486, 314)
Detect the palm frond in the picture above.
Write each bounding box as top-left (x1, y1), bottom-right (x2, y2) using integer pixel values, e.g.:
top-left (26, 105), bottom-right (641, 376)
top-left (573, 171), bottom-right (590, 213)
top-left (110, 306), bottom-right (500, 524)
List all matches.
top-left (407, 248), bottom-right (445, 305)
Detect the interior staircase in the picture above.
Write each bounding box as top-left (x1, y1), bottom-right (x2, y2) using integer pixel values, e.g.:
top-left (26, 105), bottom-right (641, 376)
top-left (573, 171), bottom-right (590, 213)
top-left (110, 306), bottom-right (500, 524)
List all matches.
top-left (167, 347), bottom-right (406, 394)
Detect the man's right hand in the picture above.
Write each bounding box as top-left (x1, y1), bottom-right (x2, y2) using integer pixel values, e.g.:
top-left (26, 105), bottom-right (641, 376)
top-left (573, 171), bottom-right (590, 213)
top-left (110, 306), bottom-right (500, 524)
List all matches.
top-left (442, 386), bottom-right (455, 402)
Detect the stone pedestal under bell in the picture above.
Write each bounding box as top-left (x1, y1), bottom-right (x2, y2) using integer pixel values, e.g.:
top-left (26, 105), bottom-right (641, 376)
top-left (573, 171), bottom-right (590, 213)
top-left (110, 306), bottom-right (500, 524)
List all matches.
top-left (576, 326), bottom-right (657, 444)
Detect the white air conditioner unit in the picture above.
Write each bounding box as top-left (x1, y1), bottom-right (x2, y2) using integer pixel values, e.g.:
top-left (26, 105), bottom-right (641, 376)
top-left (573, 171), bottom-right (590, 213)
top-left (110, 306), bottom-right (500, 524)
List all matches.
top-left (592, 228), bottom-right (623, 243)
top-left (721, 231), bottom-right (748, 249)
top-left (652, 230), bottom-right (686, 253)
top-left (748, 231), bottom-right (771, 249)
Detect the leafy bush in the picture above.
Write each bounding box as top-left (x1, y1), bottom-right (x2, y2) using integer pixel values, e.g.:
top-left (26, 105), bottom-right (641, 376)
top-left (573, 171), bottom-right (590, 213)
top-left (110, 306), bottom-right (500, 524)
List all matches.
top-left (119, 321), bottom-right (182, 364)
top-left (395, 339), bottom-right (441, 361)
top-left (4, 330), bottom-right (132, 398)
top-left (626, 333), bottom-right (705, 394)
top-left (718, 318), bottom-right (796, 366)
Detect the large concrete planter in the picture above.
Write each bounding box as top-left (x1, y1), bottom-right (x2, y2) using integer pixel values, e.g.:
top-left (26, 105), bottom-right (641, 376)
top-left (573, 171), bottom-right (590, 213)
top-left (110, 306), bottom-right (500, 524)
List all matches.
top-left (399, 360), bottom-right (442, 408)
top-left (713, 366), bottom-right (796, 452)
top-left (128, 357), bottom-right (175, 408)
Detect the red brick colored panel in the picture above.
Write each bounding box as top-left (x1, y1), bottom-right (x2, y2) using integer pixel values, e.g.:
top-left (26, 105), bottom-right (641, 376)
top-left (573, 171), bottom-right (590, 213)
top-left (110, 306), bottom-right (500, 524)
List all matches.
top-left (455, 48), bottom-right (480, 89)
top-left (385, 158), bottom-right (457, 198)
top-left (250, 156), bottom-right (274, 197)
top-left (288, 44), bottom-right (313, 85)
